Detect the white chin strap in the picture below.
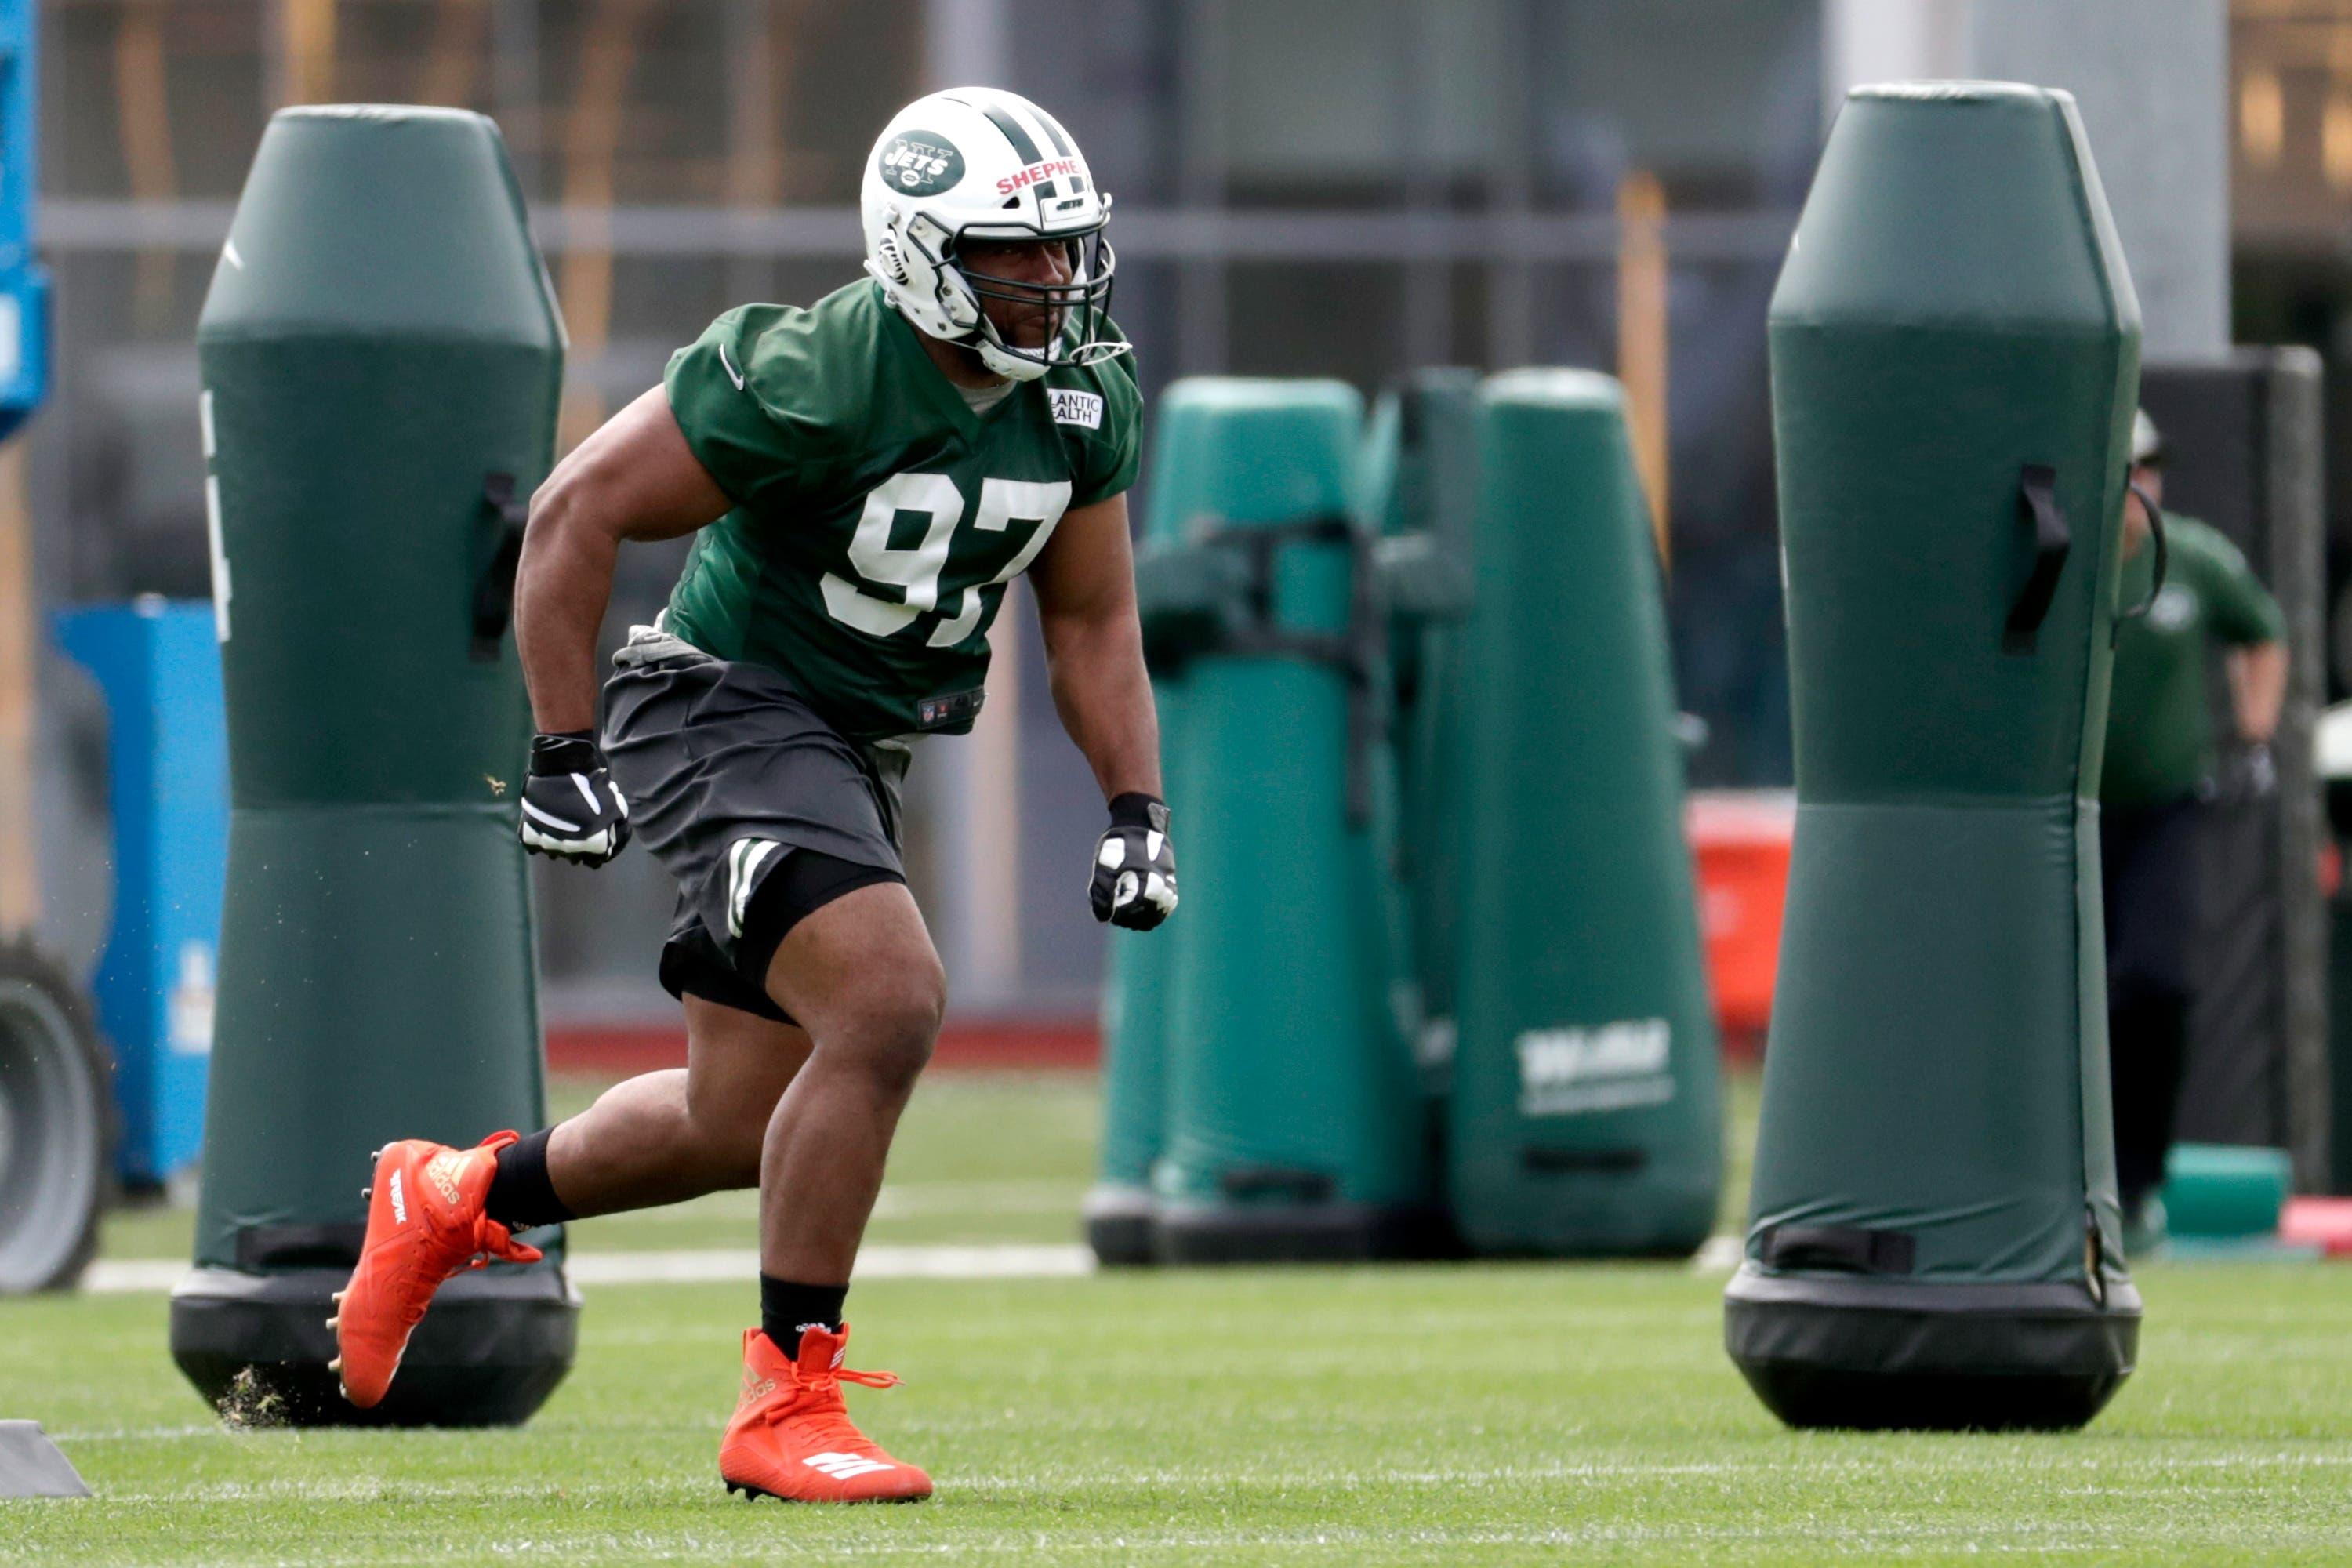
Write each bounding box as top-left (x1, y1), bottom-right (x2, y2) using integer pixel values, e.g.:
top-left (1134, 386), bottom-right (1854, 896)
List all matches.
top-left (971, 323), bottom-right (1132, 382)
top-left (974, 336), bottom-right (1054, 382)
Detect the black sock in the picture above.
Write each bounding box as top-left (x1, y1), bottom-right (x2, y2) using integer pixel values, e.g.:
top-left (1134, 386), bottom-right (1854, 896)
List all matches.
top-left (760, 1275), bottom-right (848, 1357)
top-left (484, 1127), bottom-right (575, 1230)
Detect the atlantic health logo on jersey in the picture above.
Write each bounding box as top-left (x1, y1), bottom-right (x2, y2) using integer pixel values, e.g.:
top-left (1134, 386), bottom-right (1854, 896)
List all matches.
top-left (1048, 388), bottom-right (1104, 430)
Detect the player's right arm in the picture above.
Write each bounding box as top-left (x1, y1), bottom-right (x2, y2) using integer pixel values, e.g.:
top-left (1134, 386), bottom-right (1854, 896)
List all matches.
top-left (512, 387), bottom-right (733, 865)
top-left (517, 387), bottom-right (733, 731)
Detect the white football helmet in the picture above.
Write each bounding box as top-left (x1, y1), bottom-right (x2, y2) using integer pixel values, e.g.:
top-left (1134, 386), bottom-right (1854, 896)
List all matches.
top-left (861, 86), bottom-right (1127, 383)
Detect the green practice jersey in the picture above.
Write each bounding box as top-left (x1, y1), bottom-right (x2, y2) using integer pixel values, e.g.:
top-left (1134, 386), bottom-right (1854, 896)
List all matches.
top-left (662, 279), bottom-right (1142, 739)
top-left (2102, 514), bottom-right (2285, 808)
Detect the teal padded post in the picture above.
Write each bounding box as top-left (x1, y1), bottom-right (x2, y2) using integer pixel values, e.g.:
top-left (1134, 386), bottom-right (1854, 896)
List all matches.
top-left (1144, 378), bottom-right (1435, 1261)
top-left (1084, 398), bottom-right (1223, 1265)
top-left (2161, 1144), bottom-right (2292, 1240)
top-left (1367, 372), bottom-right (1481, 1090)
top-left (1724, 83), bottom-right (2143, 1431)
top-left (1085, 933), bottom-right (1166, 1264)
top-left (1084, 480), bottom-right (1195, 1263)
top-left (1445, 372), bottom-right (1722, 1258)
top-left (169, 107), bottom-right (574, 1427)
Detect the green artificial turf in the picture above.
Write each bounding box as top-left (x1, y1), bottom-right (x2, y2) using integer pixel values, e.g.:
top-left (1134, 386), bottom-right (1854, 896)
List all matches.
top-left (5, 1266), bottom-right (2350, 1564)
top-left (18, 1064), bottom-right (2350, 1563)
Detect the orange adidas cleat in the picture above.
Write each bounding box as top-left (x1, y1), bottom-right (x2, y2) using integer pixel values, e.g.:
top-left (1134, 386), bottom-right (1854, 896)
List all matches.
top-left (720, 1324), bottom-right (933, 1504)
top-left (329, 1131), bottom-right (543, 1408)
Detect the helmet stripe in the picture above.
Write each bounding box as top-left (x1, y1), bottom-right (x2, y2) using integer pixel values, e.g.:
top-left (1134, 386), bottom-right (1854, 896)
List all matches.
top-left (1030, 105), bottom-right (1074, 157)
top-left (974, 97), bottom-right (1057, 201)
top-left (1029, 105), bottom-right (1087, 195)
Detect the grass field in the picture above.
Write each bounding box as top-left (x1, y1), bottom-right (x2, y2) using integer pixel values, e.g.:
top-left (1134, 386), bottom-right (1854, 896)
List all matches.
top-left (9, 1069), bottom-right (2351, 1565)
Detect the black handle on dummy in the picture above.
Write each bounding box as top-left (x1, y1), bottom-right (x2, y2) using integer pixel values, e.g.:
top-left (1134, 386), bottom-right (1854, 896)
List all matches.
top-left (2004, 463), bottom-right (2071, 655)
top-left (471, 472), bottom-right (530, 662)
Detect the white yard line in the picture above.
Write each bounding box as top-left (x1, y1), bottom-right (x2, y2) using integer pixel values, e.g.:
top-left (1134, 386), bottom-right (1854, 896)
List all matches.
top-left (593, 1179), bottom-right (1087, 1222)
top-left (565, 1243), bottom-right (1092, 1285)
top-left (78, 1259), bottom-right (186, 1294)
top-left (79, 1243), bottom-right (1094, 1296)
top-left (89, 1235), bottom-right (1748, 1294)
top-left (1688, 1233), bottom-right (1745, 1272)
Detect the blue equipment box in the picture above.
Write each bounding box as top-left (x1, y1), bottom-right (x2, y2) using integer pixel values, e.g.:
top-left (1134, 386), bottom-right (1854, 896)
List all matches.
top-left (55, 600), bottom-right (227, 1187)
top-left (0, 0), bottom-right (49, 440)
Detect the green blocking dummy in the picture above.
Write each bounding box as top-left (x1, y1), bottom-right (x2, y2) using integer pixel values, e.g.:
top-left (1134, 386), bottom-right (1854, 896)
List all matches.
top-left (1363, 371), bottom-right (1481, 1093)
top-left (1138, 379), bottom-right (1433, 1261)
top-left (170, 107), bottom-right (575, 1426)
top-left (1725, 83), bottom-right (2143, 1431)
top-left (1083, 399), bottom-right (1208, 1266)
top-left (1085, 375), bottom-right (1265, 1266)
top-left (1444, 372), bottom-right (1722, 1258)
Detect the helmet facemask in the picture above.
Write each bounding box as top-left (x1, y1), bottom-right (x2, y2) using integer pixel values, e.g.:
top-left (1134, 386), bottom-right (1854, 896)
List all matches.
top-left (935, 222), bottom-right (1123, 383)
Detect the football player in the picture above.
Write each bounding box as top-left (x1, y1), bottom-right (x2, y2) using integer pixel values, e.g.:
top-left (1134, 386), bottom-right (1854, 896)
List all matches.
top-left (329, 87), bottom-right (1174, 1503)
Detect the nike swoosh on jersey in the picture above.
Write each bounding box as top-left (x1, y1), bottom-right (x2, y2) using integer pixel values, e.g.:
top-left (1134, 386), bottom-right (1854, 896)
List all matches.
top-left (720, 341), bottom-right (747, 391)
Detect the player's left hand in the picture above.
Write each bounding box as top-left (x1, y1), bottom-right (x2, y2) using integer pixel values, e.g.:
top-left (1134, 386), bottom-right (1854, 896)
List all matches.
top-left (1089, 793), bottom-right (1177, 931)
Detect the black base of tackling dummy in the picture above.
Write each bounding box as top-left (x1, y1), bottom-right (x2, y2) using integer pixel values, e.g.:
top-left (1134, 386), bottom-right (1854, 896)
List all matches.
top-left (1080, 1184), bottom-right (1157, 1267)
top-left (1152, 1196), bottom-right (1461, 1265)
top-left (1724, 1267), bottom-right (2140, 1431)
top-left (170, 1265), bottom-right (579, 1428)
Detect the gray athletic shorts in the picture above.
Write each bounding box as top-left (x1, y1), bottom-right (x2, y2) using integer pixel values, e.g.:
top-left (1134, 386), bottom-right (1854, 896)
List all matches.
top-left (600, 626), bottom-right (911, 1025)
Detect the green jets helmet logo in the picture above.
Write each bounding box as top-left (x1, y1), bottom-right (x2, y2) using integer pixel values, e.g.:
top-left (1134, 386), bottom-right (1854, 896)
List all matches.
top-left (878, 132), bottom-right (964, 197)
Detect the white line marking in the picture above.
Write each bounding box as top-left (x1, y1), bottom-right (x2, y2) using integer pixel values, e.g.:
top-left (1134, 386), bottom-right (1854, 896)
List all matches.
top-left (567, 1243), bottom-right (1092, 1286)
top-left (81, 1259), bottom-right (183, 1293)
top-left (78, 1243), bottom-right (1093, 1295)
top-left (1689, 1234), bottom-right (1744, 1273)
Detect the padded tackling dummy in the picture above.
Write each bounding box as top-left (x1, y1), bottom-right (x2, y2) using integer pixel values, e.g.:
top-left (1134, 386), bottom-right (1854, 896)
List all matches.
top-left (1724, 82), bottom-right (2143, 1430)
top-left (170, 107), bottom-right (575, 1427)
top-left (1363, 371), bottom-right (1482, 1088)
top-left (1083, 423), bottom-right (1210, 1265)
top-left (1138, 379), bottom-right (1434, 1261)
top-left (1443, 372), bottom-right (1722, 1258)
top-left (1086, 936), bottom-right (1167, 1265)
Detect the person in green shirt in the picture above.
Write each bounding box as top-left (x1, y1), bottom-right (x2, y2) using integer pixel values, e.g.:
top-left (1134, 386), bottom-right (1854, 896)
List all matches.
top-left (328, 88), bottom-right (1176, 1502)
top-left (2101, 409), bottom-right (2288, 1250)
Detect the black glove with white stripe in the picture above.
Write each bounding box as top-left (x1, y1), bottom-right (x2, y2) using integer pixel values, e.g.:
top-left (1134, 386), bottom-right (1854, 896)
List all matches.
top-left (1089, 792), bottom-right (1178, 931)
top-left (519, 731), bottom-right (632, 867)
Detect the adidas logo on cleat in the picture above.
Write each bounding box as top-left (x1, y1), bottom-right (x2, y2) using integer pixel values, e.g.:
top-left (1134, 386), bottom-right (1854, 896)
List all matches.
top-left (425, 1152), bottom-right (466, 1204)
top-left (804, 1452), bottom-right (895, 1479)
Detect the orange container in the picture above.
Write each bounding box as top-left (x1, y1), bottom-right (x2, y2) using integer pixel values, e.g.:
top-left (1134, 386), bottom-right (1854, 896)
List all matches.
top-left (1683, 790), bottom-right (1795, 1057)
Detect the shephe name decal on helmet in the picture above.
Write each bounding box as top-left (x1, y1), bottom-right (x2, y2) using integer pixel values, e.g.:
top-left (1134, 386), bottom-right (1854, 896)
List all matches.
top-left (998, 158), bottom-right (1082, 197)
top-left (878, 132), bottom-right (964, 198)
